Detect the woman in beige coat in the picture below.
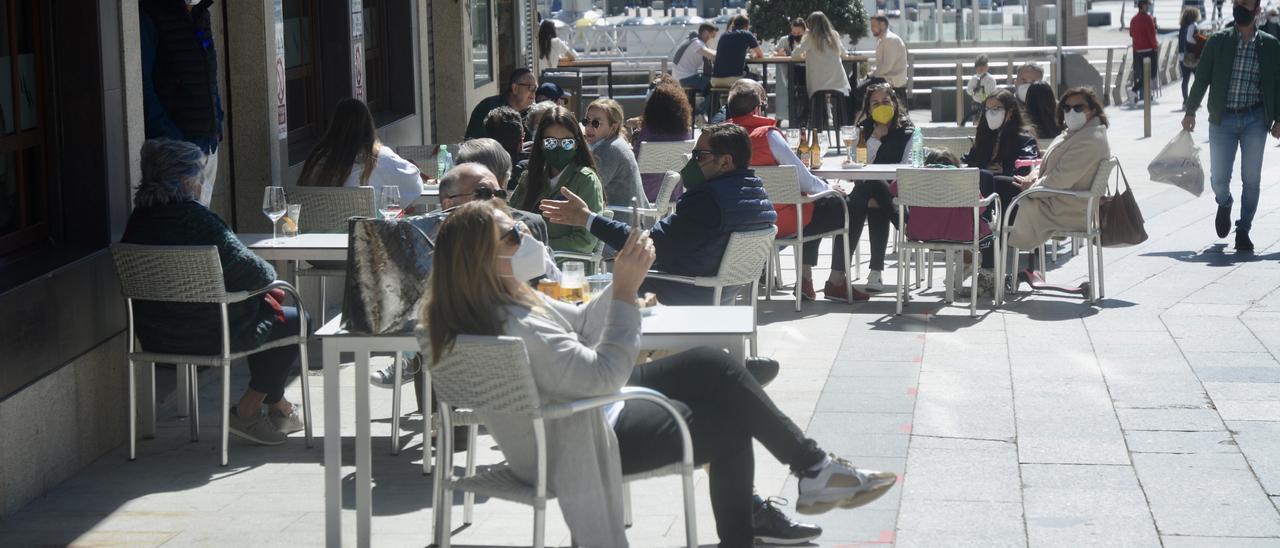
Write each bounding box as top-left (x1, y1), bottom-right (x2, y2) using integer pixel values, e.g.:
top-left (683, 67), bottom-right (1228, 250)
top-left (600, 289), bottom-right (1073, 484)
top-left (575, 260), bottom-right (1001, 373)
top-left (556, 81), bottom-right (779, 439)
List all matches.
top-left (1006, 87), bottom-right (1111, 271)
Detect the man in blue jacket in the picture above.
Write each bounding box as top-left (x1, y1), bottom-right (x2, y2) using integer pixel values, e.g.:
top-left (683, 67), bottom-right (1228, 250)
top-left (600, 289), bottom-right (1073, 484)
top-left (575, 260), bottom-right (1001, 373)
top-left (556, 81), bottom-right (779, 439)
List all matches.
top-left (541, 123), bottom-right (777, 305)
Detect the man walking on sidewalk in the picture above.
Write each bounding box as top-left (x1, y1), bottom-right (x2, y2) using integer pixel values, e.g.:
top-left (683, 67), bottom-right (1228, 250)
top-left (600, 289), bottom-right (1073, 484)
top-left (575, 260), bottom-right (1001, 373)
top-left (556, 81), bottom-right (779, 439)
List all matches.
top-left (1129, 0), bottom-right (1159, 105)
top-left (1182, 0), bottom-right (1280, 252)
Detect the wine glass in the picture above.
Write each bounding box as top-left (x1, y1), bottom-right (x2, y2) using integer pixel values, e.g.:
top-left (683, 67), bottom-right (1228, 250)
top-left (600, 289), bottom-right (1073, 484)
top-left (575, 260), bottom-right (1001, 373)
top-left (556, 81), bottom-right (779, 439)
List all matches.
top-left (261, 186), bottom-right (287, 246)
top-left (840, 126), bottom-right (859, 162)
top-left (378, 186), bottom-right (402, 221)
top-left (785, 128), bottom-right (800, 146)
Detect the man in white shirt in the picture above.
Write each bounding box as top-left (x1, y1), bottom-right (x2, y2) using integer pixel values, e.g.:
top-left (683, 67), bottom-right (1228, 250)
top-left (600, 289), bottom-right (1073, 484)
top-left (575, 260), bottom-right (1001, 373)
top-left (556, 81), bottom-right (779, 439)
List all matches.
top-left (673, 23), bottom-right (719, 114)
top-left (869, 15), bottom-right (909, 106)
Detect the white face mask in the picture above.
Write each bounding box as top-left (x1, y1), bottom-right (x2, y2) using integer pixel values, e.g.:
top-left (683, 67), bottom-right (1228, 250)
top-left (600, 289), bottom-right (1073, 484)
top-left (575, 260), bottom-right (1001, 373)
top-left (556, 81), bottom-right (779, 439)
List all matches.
top-left (985, 109), bottom-right (1006, 130)
top-left (1063, 110), bottom-right (1088, 131)
top-left (500, 232), bottom-right (547, 282)
top-left (1016, 83), bottom-right (1030, 102)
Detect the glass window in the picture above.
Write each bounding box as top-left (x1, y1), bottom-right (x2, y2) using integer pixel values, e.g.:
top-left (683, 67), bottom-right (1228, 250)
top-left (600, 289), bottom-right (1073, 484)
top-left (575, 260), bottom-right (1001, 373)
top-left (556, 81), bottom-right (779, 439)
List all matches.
top-left (471, 0), bottom-right (492, 87)
top-left (0, 0), bottom-right (50, 256)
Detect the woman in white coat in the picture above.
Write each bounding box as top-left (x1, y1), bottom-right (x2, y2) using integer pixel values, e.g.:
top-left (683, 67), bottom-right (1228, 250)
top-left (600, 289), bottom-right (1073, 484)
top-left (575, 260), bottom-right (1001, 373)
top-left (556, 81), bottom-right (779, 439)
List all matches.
top-left (790, 12), bottom-right (850, 127)
top-left (418, 201), bottom-right (896, 547)
top-left (1006, 87), bottom-right (1111, 275)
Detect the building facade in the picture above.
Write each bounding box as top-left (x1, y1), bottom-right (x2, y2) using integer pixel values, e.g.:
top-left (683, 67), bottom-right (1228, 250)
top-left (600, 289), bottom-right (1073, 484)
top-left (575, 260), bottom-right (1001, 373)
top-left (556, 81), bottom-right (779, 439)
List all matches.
top-left (0, 0), bottom-right (519, 515)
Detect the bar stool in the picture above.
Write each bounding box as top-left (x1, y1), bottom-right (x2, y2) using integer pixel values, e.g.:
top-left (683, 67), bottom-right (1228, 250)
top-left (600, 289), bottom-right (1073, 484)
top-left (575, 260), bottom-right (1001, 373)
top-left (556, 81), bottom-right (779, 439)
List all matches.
top-left (708, 80), bottom-right (735, 118)
top-left (810, 90), bottom-right (848, 153)
top-left (682, 86), bottom-right (703, 126)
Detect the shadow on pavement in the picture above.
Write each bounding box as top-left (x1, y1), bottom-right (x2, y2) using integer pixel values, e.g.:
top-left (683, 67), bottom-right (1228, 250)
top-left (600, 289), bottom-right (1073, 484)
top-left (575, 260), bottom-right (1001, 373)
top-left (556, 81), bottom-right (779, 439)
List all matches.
top-left (1142, 245), bottom-right (1280, 266)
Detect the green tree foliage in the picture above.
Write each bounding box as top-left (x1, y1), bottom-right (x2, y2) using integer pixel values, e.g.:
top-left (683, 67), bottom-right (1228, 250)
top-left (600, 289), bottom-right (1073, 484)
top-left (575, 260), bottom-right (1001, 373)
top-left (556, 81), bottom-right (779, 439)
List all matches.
top-left (747, 0), bottom-right (870, 44)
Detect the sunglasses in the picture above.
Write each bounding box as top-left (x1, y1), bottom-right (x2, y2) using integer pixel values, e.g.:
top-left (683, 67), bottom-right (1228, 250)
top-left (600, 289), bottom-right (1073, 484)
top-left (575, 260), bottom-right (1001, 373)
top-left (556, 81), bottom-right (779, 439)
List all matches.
top-left (501, 223), bottom-right (524, 245)
top-left (1060, 103), bottom-right (1088, 113)
top-left (542, 137), bottom-right (578, 151)
top-left (581, 117), bottom-right (610, 129)
top-left (689, 149), bottom-right (723, 162)
top-left (446, 186), bottom-right (509, 201)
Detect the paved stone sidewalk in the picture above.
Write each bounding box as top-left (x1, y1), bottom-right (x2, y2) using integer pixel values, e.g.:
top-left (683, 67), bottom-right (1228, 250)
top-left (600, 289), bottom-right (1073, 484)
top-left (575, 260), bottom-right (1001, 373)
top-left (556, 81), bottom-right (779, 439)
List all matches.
top-left (2, 99), bottom-right (1279, 547)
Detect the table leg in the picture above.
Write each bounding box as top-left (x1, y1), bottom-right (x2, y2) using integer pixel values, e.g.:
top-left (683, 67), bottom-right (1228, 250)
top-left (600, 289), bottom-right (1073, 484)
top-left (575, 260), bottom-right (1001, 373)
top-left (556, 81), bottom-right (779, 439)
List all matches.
top-left (607, 64), bottom-right (614, 98)
top-left (391, 353), bottom-right (401, 456)
top-left (356, 350), bottom-right (372, 548)
top-left (421, 367), bottom-right (433, 475)
top-left (727, 335), bottom-right (746, 365)
top-left (323, 341), bottom-right (342, 547)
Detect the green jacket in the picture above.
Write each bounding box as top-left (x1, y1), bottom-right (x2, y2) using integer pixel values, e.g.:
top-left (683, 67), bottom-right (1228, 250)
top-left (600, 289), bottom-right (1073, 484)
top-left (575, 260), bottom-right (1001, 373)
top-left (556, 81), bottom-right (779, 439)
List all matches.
top-left (511, 162), bottom-right (605, 254)
top-left (1184, 26), bottom-right (1280, 126)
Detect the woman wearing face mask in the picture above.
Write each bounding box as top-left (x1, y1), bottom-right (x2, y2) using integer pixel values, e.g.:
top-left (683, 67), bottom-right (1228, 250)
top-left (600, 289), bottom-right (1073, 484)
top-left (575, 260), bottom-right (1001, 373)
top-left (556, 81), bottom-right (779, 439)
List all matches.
top-left (511, 106), bottom-right (605, 255)
top-left (959, 90), bottom-right (1039, 296)
top-left (123, 139), bottom-right (307, 446)
top-left (583, 98), bottom-right (648, 225)
top-left (1006, 87), bottom-right (1112, 281)
top-left (421, 200), bottom-right (897, 547)
top-left (844, 84), bottom-right (915, 294)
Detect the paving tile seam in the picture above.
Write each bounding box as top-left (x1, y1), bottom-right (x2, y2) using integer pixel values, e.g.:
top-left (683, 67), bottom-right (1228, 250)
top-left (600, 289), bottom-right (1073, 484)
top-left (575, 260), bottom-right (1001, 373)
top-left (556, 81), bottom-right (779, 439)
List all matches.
top-left (995, 309), bottom-right (1032, 547)
top-left (888, 316), bottom-right (929, 541)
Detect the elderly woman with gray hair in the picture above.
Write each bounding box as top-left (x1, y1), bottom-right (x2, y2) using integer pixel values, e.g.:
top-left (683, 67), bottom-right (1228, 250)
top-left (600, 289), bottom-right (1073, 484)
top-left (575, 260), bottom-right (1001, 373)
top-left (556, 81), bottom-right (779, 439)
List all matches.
top-left (121, 139), bottom-right (306, 447)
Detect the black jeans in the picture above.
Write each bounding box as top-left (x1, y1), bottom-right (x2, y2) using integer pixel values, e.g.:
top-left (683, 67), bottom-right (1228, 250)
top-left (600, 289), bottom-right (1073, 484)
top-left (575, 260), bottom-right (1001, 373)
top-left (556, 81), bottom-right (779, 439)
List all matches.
top-left (1180, 62), bottom-right (1194, 102)
top-left (1132, 50), bottom-right (1158, 96)
top-left (801, 195), bottom-right (852, 271)
top-left (847, 180), bottom-right (898, 272)
top-left (978, 170), bottom-right (1024, 270)
top-left (248, 306), bottom-right (305, 404)
top-left (614, 347), bottom-right (825, 548)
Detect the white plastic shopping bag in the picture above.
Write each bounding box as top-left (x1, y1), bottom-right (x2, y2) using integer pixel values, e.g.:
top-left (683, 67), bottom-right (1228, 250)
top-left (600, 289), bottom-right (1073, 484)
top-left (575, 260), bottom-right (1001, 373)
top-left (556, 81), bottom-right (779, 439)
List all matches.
top-left (1147, 131), bottom-right (1204, 196)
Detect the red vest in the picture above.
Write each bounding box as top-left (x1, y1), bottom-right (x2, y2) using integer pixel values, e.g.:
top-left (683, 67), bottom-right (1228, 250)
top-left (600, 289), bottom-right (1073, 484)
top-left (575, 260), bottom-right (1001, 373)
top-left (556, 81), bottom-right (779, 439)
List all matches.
top-left (731, 113), bottom-right (813, 238)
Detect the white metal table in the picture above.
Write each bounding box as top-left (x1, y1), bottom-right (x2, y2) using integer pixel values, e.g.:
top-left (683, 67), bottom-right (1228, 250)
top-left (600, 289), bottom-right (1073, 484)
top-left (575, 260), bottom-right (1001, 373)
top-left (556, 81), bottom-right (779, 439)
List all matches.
top-left (810, 157), bottom-right (911, 181)
top-left (239, 232), bottom-right (348, 262)
top-left (317, 304), bottom-right (752, 547)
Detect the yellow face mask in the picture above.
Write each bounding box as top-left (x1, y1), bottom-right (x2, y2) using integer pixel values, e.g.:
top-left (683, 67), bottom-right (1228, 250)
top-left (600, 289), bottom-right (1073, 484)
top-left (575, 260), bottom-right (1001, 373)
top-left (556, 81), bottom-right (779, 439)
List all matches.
top-left (871, 104), bottom-right (895, 125)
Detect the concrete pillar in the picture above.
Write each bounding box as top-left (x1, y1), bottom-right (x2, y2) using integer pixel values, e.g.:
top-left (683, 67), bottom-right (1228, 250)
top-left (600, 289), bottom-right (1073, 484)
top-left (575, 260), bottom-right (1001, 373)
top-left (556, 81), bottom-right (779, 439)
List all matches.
top-left (432, 0), bottom-right (500, 143)
top-left (225, 2), bottom-right (285, 232)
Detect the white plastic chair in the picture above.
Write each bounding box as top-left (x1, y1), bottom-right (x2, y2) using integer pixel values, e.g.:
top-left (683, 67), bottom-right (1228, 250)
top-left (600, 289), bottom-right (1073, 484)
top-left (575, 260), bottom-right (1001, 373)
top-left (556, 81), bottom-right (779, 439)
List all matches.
top-left (893, 168), bottom-right (1002, 317)
top-left (395, 144), bottom-right (459, 180)
top-left (110, 244), bottom-right (314, 466)
top-left (608, 171), bottom-right (681, 227)
top-left (1002, 157), bottom-right (1116, 304)
top-left (553, 209), bottom-right (614, 273)
top-left (429, 335), bottom-right (698, 548)
top-left (637, 140), bottom-right (694, 177)
top-left (756, 165), bottom-right (853, 312)
top-left (647, 226), bottom-right (777, 356)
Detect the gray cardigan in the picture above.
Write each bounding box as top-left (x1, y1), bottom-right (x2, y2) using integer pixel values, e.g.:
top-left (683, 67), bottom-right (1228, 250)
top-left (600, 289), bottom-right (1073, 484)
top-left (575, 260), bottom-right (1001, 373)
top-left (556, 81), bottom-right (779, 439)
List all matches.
top-left (468, 291), bottom-right (641, 547)
top-left (591, 135), bottom-right (649, 212)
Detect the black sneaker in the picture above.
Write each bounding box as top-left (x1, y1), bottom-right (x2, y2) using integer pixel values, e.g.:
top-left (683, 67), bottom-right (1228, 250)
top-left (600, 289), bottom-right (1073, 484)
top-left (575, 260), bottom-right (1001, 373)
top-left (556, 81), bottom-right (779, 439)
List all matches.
top-left (753, 496), bottom-right (822, 545)
top-left (745, 357), bottom-right (780, 387)
top-left (1236, 229), bottom-right (1254, 252)
top-left (1216, 205), bottom-right (1232, 238)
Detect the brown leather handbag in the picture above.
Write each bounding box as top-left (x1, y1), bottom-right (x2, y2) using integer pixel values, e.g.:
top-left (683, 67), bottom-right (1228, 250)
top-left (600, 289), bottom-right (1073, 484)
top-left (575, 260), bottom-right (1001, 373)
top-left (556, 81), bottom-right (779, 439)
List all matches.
top-left (1100, 164), bottom-right (1148, 247)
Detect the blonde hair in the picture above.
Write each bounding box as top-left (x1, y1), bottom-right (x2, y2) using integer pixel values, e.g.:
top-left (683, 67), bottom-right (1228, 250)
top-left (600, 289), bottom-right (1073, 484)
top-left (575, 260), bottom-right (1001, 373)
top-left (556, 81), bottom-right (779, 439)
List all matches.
top-left (587, 98), bottom-right (627, 143)
top-left (804, 12), bottom-right (841, 54)
top-left (421, 201), bottom-right (539, 366)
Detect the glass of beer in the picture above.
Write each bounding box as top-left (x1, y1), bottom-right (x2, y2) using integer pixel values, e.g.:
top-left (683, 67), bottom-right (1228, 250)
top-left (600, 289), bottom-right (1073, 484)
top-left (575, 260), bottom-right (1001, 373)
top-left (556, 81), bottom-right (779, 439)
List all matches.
top-left (560, 261), bottom-right (586, 303)
top-left (537, 278), bottom-right (562, 300)
top-left (283, 204), bottom-right (301, 237)
top-left (840, 126), bottom-right (858, 163)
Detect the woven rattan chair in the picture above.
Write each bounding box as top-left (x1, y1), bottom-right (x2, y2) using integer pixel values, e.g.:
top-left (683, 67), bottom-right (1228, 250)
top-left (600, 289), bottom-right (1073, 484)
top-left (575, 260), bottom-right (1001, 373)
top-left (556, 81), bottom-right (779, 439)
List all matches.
top-left (606, 171), bottom-right (680, 228)
top-left (395, 144), bottom-right (459, 180)
top-left (1002, 157), bottom-right (1117, 304)
top-left (636, 140), bottom-right (694, 177)
top-left (922, 136), bottom-right (974, 160)
top-left (110, 244), bottom-right (314, 466)
top-left (647, 226), bottom-right (776, 356)
top-left (756, 165), bottom-right (853, 312)
top-left (282, 186), bottom-right (376, 322)
top-left (893, 168), bottom-right (1001, 317)
top-left (428, 335), bottom-right (697, 548)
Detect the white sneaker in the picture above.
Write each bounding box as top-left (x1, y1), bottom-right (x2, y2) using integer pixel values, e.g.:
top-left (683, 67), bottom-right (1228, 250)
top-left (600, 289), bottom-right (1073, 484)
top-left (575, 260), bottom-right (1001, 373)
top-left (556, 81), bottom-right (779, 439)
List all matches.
top-left (864, 270), bottom-right (885, 293)
top-left (369, 356), bottom-right (419, 389)
top-left (796, 455), bottom-right (897, 515)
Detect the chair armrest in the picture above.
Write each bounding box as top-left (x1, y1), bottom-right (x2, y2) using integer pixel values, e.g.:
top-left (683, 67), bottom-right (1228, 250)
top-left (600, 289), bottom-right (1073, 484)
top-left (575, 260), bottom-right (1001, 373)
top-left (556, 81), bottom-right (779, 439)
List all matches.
top-left (226, 280), bottom-right (301, 304)
top-left (978, 193), bottom-right (999, 207)
top-left (543, 387), bottom-right (695, 469)
top-left (801, 188), bottom-right (846, 203)
top-left (606, 204), bottom-right (659, 217)
top-left (1005, 187), bottom-right (1093, 214)
top-left (645, 271), bottom-right (698, 286)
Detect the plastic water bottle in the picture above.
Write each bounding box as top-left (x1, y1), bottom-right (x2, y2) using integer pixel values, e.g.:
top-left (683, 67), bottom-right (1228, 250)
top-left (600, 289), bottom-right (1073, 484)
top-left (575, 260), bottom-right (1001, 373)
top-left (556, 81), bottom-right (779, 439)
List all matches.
top-left (910, 129), bottom-right (924, 167)
top-left (436, 144), bottom-right (453, 178)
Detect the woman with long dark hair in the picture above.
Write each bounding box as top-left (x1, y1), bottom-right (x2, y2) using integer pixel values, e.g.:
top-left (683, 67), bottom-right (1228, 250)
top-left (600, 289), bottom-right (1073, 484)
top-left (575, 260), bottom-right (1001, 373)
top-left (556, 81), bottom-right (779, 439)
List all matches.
top-left (420, 200), bottom-right (895, 547)
top-left (537, 19), bottom-right (577, 70)
top-left (295, 98), bottom-right (423, 199)
top-left (510, 106), bottom-right (604, 254)
top-left (1178, 7), bottom-right (1202, 102)
top-left (829, 83), bottom-right (915, 299)
top-left (960, 89), bottom-right (1038, 296)
top-left (1022, 81), bottom-right (1061, 139)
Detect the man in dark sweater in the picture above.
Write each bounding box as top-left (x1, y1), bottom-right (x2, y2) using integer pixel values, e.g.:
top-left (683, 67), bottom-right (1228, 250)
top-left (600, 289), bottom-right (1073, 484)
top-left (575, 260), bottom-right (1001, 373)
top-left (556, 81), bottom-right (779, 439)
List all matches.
top-left (140, 0), bottom-right (223, 202)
